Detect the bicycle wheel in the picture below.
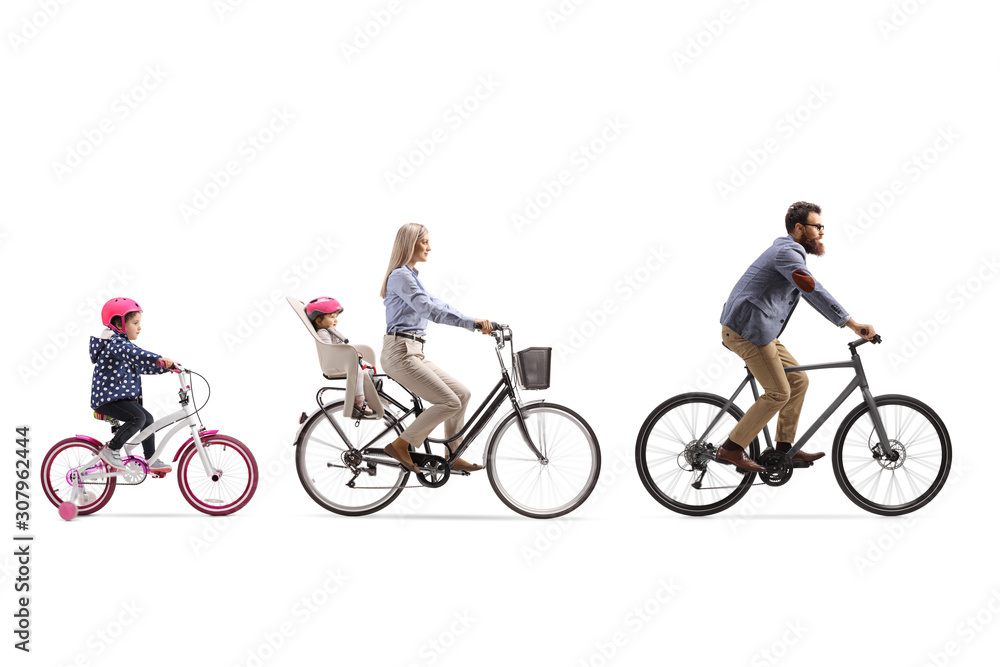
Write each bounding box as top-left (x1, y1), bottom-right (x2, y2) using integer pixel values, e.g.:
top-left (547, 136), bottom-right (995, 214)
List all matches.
top-left (41, 438), bottom-right (116, 515)
top-left (177, 434), bottom-right (258, 516)
top-left (296, 401), bottom-right (407, 516)
top-left (833, 394), bottom-right (951, 516)
top-left (636, 393), bottom-right (759, 516)
top-left (486, 403), bottom-right (601, 519)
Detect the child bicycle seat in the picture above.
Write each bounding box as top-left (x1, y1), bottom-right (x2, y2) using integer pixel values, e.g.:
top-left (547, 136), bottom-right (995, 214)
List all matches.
top-left (285, 296), bottom-right (384, 420)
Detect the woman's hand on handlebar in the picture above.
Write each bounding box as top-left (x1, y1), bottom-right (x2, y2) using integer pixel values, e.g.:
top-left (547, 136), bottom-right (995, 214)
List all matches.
top-left (474, 319), bottom-right (493, 335)
top-left (847, 319), bottom-right (876, 340)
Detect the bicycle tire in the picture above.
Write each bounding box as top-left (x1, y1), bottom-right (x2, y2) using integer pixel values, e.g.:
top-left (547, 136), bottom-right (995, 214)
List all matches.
top-left (41, 438), bottom-right (116, 515)
top-left (176, 433), bottom-right (258, 516)
top-left (636, 392), bottom-right (759, 516)
top-left (832, 394), bottom-right (951, 516)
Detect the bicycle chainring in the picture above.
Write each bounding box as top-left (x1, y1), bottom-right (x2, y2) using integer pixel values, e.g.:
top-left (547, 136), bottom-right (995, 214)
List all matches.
top-left (413, 454), bottom-right (450, 488)
top-left (118, 457), bottom-right (149, 485)
top-left (757, 448), bottom-right (793, 486)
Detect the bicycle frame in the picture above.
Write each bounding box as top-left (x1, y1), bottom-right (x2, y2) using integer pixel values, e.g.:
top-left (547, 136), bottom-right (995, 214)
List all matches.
top-left (309, 326), bottom-right (546, 465)
top-left (72, 367), bottom-right (215, 487)
top-left (698, 338), bottom-right (896, 459)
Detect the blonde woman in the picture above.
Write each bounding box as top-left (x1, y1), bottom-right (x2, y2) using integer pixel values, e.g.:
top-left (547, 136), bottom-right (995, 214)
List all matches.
top-left (379, 223), bottom-right (493, 473)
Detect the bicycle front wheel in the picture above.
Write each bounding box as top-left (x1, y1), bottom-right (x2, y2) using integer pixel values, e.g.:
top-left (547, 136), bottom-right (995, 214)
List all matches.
top-left (41, 438), bottom-right (116, 515)
top-left (636, 393), bottom-right (759, 516)
top-left (486, 403), bottom-right (601, 519)
top-left (296, 401), bottom-right (407, 516)
top-left (177, 434), bottom-right (258, 515)
top-left (833, 394), bottom-right (951, 516)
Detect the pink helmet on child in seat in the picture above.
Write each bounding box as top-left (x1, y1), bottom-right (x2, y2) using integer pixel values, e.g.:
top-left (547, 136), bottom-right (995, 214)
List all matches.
top-left (306, 296), bottom-right (343, 323)
top-left (101, 297), bottom-right (142, 334)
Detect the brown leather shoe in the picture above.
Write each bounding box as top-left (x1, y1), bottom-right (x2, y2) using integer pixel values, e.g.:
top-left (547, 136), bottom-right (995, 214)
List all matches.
top-left (716, 446), bottom-right (766, 472)
top-left (383, 440), bottom-right (420, 473)
top-left (791, 450), bottom-right (825, 463)
top-left (449, 457), bottom-right (483, 472)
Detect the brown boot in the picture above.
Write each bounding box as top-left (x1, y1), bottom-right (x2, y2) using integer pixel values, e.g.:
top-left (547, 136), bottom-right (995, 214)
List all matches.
top-left (716, 443), bottom-right (766, 472)
top-left (384, 439), bottom-right (420, 473)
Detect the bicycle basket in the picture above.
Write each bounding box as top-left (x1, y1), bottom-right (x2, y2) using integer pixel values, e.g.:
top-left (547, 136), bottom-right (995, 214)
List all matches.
top-left (514, 347), bottom-right (551, 390)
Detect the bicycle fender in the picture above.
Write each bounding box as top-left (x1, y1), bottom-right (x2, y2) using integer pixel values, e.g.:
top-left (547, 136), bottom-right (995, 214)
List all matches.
top-left (171, 429), bottom-right (220, 462)
top-left (73, 435), bottom-right (105, 449)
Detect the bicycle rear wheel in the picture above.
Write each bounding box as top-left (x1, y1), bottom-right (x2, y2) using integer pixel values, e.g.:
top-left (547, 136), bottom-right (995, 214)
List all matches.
top-left (295, 401), bottom-right (407, 516)
top-left (486, 402), bottom-right (601, 519)
top-left (832, 394), bottom-right (951, 516)
top-left (41, 438), bottom-right (116, 515)
top-left (636, 393), bottom-right (759, 516)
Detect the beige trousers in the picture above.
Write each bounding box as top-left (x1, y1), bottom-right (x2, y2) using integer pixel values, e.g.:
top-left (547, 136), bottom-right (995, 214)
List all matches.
top-left (380, 335), bottom-right (472, 451)
top-left (721, 325), bottom-right (809, 448)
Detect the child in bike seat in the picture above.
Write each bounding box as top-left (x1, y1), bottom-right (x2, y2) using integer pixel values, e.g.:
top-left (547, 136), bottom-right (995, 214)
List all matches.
top-left (90, 298), bottom-right (175, 474)
top-left (307, 296), bottom-right (377, 418)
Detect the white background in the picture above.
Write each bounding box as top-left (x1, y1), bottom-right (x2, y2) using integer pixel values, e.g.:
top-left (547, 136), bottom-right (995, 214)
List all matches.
top-left (3, 1), bottom-right (999, 665)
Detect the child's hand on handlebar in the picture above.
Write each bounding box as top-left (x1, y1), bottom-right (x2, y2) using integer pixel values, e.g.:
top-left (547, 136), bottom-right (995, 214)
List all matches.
top-left (158, 357), bottom-right (175, 369)
top-left (474, 319), bottom-right (493, 335)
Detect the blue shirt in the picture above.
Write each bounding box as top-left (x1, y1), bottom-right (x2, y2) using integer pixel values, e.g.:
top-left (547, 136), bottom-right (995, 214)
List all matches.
top-left (384, 265), bottom-right (474, 336)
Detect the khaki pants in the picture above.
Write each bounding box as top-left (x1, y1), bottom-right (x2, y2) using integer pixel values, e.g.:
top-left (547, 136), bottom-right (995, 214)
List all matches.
top-left (721, 325), bottom-right (808, 447)
top-left (380, 335), bottom-right (471, 451)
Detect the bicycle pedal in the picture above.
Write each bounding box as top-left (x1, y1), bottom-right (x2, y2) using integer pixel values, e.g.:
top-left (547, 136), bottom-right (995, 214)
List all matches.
top-left (151, 472), bottom-right (171, 478)
top-left (791, 461), bottom-right (814, 469)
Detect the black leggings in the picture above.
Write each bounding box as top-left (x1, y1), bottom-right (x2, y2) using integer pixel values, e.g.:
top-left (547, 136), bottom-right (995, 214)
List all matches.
top-left (98, 399), bottom-right (156, 459)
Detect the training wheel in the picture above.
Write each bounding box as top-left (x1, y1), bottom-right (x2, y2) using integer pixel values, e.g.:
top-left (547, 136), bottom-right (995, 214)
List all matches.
top-left (58, 502), bottom-right (78, 521)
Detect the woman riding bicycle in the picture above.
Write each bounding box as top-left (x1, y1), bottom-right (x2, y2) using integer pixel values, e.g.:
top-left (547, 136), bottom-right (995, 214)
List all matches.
top-left (378, 223), bottom-right (494, 474)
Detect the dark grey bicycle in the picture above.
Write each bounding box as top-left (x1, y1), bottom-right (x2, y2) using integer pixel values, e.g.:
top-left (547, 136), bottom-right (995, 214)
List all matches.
top-left (636, 334), bottom-right (952, 516)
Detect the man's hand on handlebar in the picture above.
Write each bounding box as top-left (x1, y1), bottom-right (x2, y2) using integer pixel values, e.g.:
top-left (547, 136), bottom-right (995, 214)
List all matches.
top-left (474, 319), bottom-right (493, 335)
top-left (846, 319), bottom-right (876, 340)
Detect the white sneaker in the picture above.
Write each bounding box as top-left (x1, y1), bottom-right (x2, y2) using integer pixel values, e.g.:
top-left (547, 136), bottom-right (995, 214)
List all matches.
top-left (100, 446), bottom-right (124, 470)
top-left (146, 458), bottom-right (172, 474)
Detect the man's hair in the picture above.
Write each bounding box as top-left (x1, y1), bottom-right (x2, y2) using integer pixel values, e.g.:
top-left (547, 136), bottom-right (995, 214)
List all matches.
top-left (785, 201), bottom-right (821, 234)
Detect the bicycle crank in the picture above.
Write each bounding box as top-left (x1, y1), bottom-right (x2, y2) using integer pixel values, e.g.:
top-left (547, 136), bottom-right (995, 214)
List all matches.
top-left (756, 448), bottom-right (793, 487)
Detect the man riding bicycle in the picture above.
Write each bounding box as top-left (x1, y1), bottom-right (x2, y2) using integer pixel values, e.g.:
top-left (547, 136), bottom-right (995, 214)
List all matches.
top-left (716, 201), bottom-right (876, 472)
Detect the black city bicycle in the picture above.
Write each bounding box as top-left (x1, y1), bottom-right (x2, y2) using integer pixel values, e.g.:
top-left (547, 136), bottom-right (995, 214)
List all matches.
top-left (636, 334), bottom-right (951, 516)
top-left (294, 322), bottom-right (601, 519)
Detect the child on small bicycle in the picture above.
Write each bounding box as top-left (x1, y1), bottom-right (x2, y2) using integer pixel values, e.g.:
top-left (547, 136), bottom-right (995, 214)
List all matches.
top-left (90, 298), bottom-right (175, 474)
top-left (306, 296), bottom-right (376, 418)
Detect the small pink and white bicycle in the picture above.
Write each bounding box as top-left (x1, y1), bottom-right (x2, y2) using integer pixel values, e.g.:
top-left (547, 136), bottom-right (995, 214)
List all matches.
top-left (41, 363), bottom-right (258, 520)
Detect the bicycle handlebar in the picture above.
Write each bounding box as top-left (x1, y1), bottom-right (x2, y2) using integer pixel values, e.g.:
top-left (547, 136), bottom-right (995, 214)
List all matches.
top-left (474, 321), bottom-right (505, 332)
top-left (849, 330), bottom-right (882, 349)
top-left (157, 360), bottom-right (185, 373)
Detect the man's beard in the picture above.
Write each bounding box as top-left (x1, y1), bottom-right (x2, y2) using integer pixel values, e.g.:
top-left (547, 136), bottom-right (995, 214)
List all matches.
top-left (800, 237), bottom-right (825, 256)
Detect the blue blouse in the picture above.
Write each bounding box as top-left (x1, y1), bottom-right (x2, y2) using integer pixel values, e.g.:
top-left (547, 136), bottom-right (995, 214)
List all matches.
top-left (384, 265), bottom-right (473, 336)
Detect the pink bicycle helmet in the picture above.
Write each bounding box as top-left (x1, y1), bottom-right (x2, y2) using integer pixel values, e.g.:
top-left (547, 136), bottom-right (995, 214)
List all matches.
top-left (102, 297), bottom-right (142, 334)
top-left (306, 296), bottom-right (343, 323)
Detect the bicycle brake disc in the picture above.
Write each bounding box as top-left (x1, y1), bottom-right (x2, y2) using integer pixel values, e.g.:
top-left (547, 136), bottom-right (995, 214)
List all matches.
top-left (757, 448), bottom-right (793, 487)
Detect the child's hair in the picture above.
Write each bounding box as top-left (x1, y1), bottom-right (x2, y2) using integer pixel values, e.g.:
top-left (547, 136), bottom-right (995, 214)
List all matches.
top-left (110, 311), bottom-right (141, 331)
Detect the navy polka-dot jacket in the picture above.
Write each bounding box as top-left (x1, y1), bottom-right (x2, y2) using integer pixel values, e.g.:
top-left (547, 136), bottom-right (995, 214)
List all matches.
top-left (89, 331), bottom-right (168, 410)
